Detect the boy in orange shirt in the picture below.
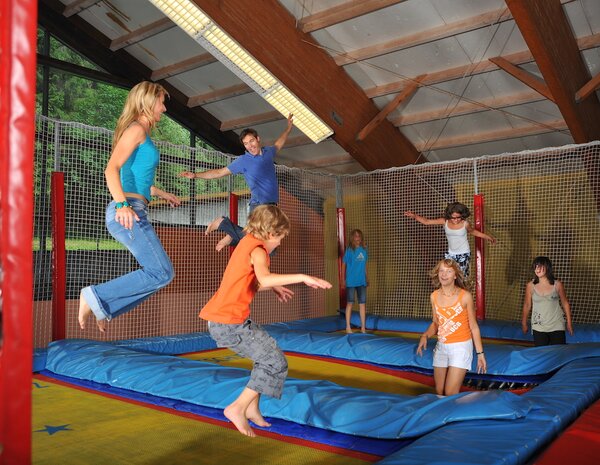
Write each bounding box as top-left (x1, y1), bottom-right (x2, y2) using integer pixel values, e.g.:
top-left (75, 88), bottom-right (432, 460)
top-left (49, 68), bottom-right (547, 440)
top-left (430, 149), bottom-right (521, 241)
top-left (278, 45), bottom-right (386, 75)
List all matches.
top-left (200, 205), bottom-right (331, 437)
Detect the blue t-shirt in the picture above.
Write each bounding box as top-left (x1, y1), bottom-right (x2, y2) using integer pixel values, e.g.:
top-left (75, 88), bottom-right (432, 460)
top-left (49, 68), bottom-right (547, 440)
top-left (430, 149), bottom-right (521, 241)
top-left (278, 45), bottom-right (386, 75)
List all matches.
top-left (228, 145), bottom-right (278, 205)
top-left (343, 246), bottom-right (368, 287)
top-left (120, 135), bottom-right (159, 201)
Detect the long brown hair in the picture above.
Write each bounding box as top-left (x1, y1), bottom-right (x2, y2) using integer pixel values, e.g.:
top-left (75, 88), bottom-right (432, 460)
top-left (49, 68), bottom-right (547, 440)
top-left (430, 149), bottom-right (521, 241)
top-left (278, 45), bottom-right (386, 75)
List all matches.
top-left (113, 81), bottom-right (168, 148)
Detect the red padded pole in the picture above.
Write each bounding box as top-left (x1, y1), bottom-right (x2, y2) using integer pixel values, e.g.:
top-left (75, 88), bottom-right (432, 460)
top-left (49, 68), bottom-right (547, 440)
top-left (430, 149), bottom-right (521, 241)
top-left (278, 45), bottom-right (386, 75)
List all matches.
top-left (336, 208), bottom-right (347, 310)
top-left (0, 0), bottom-right (37, 463)
top-left (473, 194), bottom-right (486, 320)
top-left (51, 172), bottom-right (66, 341)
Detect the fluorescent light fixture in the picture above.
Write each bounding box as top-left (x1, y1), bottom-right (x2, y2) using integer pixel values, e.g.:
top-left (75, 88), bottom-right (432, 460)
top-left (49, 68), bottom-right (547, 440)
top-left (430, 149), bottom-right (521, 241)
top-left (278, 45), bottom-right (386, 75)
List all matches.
top-left (149, 0), bottom-right (334, 143)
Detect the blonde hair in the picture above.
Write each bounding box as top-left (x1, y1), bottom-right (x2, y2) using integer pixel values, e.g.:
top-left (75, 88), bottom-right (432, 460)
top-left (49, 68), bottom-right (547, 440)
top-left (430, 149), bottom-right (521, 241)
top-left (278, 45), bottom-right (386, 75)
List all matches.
top-left (244, 205), bottom-right (290, 241)
top-left (113, 81), bottom-right (168, 148)
top-left (429, 258), bottom-right (468, 289)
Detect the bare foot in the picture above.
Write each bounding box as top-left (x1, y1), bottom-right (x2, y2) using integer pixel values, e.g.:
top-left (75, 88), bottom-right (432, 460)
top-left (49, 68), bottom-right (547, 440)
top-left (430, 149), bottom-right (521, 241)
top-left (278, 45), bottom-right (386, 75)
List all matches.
top-left (215, 235), bottom-right (232, 252)
top-left (246, 406), bottom-right (271, 428)
top-left (224, 405), bottom-right (256, 437)
top-left (78, 292), bottom-right (93, 330)
top-left (361, 328), bottom-right (367, 334)
top-left (78, 292), bottom-right (106, 333)
top-left (345, 328), bottom-right (353, 334)
top-left (205, 216), bottom-right (224, 235)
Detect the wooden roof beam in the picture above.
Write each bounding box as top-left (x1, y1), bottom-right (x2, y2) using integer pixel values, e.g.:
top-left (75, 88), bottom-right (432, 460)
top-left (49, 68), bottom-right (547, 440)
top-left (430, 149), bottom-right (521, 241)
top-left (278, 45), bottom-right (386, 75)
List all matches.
top-left (506, 0), bottom-right (600, 143)
top-left (194, 0), bottom-right (420, 169)
top-left (333, 0), bottom-right (575, 66)
top-left (299, 0), bottom-right (408, 33)
top-left (418, 119), bottom-right (568, 152)
top-left (151, 53), bottom-right (217, 81)
top-left (188, 83), bottom-right (252, 107)
top-left (110, 17), bottom-right (174, 51)
top-left (575, 70), bottom-right (600, 103)
top-left (356, 75), bottom-right (424, 141)
top-left (488, 56), bottom-right (554, 102)
top-left (364, 30), bottom-right (600, 99)
top-left (63, 0), bottom-right (101, 18)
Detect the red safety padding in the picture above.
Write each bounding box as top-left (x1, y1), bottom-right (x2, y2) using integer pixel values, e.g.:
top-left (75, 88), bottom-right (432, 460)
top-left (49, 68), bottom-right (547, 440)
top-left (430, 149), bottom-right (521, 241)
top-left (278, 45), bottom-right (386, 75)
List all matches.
top-left (534, 399), bottom-right (600, 465)
top-left (0, 0), bottom-right (37, 464)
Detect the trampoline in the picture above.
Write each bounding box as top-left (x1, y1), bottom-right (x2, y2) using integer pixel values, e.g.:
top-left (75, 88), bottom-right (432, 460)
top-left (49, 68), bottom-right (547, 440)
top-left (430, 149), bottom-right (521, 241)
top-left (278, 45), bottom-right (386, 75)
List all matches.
top-left (33, 315), bottom-right (600, 465)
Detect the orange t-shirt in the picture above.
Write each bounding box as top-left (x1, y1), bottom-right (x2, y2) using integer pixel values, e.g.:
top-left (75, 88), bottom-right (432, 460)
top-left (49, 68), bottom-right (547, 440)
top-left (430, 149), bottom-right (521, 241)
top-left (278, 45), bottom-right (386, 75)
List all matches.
top-left (434, 289), bottom-right (472, 343)
top-left (199, 234), bottom-right (269, 324)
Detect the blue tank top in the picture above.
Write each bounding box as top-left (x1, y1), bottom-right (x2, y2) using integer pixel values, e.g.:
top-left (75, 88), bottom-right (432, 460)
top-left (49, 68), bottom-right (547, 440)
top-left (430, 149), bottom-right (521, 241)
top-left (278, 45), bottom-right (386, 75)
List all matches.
top-left (120, 135), bottom-right (159, 201)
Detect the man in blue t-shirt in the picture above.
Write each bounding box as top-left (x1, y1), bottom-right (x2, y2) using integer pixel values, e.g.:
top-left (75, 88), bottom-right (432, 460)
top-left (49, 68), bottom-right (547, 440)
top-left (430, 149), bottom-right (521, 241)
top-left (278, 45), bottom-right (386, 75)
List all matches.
top-left (180, 114), bottom-right (293, 251)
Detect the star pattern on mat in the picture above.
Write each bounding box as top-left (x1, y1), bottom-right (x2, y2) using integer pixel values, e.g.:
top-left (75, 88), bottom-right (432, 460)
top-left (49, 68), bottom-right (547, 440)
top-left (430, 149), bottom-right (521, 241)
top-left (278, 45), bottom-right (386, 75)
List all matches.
top-left (34, 424), bottom-right (73, 435)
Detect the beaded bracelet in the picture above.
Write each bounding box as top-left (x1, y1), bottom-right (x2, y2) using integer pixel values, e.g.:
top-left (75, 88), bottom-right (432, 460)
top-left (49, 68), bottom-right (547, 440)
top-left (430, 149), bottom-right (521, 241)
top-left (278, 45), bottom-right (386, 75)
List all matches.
top-left (115, 201), bottom-right (131, 210)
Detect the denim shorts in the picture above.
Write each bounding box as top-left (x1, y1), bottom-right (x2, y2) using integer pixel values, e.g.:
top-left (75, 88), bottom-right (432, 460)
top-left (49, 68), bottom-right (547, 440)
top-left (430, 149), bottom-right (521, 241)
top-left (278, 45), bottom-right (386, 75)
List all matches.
top-left (433, 339), bottom-right (473, 370)
top-left (346, 286), bottom-right (367, 304)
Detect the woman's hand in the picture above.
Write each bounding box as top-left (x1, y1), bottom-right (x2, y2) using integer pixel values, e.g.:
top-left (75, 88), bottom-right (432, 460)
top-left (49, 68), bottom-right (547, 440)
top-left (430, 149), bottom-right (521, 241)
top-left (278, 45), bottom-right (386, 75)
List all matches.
top-left (477, 353), bottom-right (487, 374)
top-left (416, 334), bottom-right (428, 356)
top-left (179, 171), bottom-right (196, 179)
top-left (115, 206), bottom-right (139, 230)
top-left (152, 186), bottom-right (181, 207)
top-left (303, 275), bottom-right (332, 289)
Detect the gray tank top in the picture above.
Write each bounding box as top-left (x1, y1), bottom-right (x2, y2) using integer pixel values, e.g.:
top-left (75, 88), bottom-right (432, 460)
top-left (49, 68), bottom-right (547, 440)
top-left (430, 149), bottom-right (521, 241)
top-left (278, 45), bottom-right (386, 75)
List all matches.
top-left (531, 284), bottom-right (565, 332)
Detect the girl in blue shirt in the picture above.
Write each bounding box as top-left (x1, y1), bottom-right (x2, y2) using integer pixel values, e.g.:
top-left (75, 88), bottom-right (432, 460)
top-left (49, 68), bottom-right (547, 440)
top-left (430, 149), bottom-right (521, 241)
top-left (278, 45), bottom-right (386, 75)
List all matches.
top-left (343, 229), bottom-right (368, 333)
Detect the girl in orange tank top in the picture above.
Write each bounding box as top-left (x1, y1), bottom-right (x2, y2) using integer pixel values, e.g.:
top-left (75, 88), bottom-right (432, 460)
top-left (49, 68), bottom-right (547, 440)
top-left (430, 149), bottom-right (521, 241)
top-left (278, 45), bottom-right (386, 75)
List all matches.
top-left (417, 259), bottom-right (487, 396)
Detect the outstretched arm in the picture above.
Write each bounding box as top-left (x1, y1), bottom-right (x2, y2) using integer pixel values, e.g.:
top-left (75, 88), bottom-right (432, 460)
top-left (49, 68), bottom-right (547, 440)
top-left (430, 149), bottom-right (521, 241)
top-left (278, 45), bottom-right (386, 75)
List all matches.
top-left (404, 211), bottom-right (445, 226)
top-left (252, 246), bottom-right (331, 289)
top-left (467, 224), bottom-right (497, 244)
top-left (179, 166), bottom-right (232, 180)
top-left (273, 114), bottom-right (294, 153)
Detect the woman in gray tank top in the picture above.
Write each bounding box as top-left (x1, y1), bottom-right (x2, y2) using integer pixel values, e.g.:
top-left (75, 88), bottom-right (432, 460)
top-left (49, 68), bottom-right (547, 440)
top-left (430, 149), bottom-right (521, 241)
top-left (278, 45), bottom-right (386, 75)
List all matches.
top-left (521, 256), bottom-right (573, 346)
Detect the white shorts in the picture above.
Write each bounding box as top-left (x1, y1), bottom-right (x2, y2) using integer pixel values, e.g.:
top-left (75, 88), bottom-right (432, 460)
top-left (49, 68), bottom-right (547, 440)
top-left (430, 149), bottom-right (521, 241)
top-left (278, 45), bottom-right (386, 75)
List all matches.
top-left (433, 339), bottom-right (473, 370)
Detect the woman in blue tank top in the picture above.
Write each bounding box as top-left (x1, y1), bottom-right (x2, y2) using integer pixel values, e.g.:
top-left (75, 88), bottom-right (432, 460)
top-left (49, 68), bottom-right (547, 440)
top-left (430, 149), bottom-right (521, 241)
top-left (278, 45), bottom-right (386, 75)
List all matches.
top-left (78, 81), bottom-right (181, 332)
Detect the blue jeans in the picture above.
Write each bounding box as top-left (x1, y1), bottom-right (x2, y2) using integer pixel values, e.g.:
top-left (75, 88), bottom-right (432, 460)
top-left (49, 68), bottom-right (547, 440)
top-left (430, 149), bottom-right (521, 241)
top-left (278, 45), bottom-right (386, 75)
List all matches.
top-left (346, 285), bottom-right (367, 304)
top-left (81, 197), bottom-right (174, 321)
top-left (217, 202), bottom-right (278, 247)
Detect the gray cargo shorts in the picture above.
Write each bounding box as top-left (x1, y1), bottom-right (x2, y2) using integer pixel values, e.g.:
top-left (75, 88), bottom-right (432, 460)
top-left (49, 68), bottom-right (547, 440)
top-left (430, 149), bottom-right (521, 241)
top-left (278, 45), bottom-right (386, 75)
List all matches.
top-left (208, 319), bottom-right (288, 399)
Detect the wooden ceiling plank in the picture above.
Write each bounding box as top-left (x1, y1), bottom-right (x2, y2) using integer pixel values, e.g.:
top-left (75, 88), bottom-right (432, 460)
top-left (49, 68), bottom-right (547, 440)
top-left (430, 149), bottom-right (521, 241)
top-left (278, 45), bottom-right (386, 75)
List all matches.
top-left (194, 0), bottom-right (420, 169)
top-left (299, 0), bottom-right (407, 33)
top-left (488, 56), bottom-right (554, 102)
top-left (418, 119), bottom-right (568, 151)
top-left (188, 84), bottom-right (252, 107)
top-left (391, 89), bottom-right (544, 126)
top-left (220, 111), bottom-right (282, 131)
top-left (506, 0), bottom-right (600, 143)
top-left (364, 31), bottom-right (600, 99)
top-left (335, 7), bottom-right (513, 66)
top-left (267, 135), bottom-right (312, 149)
top-left (63, 0), bottom-right (101, 18)
top-left (110, 17), bottom-right (174, 51)
top-left (575, 71), bottom-right (600, 103)
top-left (333, 0), bottom-right (575, 66)
top-left (356, 74), bottom-right (425, 141)
top-left (151, 53), bottom-right (217, 81)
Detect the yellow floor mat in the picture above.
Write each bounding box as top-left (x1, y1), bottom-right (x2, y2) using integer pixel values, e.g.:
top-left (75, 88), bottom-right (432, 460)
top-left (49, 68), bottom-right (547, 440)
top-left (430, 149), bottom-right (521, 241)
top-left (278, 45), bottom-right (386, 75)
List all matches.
top-left (183, 349), bottom-right (436, 396)
top-left (32, 376), bottom-right (374, 465)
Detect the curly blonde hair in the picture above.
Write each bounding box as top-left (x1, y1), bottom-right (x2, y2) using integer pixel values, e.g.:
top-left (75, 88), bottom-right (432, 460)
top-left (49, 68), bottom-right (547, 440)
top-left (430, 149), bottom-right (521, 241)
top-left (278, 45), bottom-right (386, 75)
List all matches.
top-left (429, 258), bottom-right (468, 289)
top-left (113, 81), bottom-right (168, 148)
top-left (244, 205), bottom-right (290, 241)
